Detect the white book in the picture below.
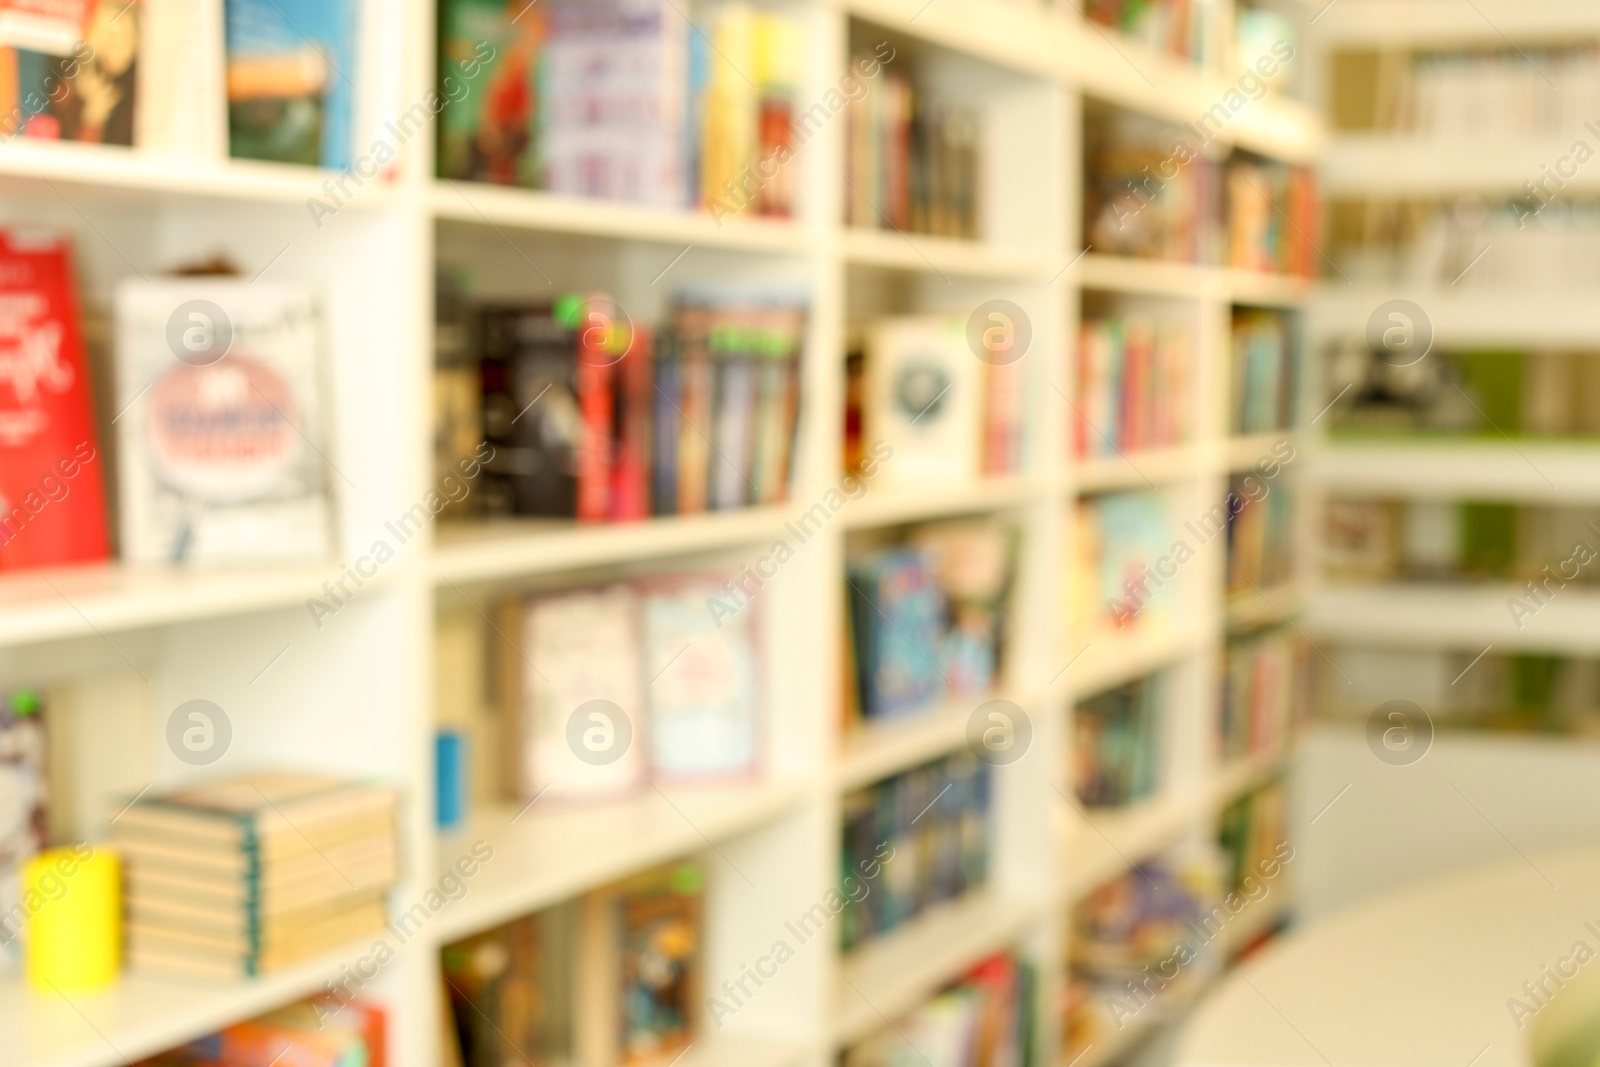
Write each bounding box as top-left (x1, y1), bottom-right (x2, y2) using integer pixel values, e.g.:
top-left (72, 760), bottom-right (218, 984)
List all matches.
top-left (114, 279), bottom-right (335, 564)
top-left (864, 315), bottom-right (982, 490)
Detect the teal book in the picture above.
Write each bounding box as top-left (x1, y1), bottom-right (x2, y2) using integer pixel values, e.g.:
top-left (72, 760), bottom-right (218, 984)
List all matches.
top-left (225, 0), bottom-right (358, 169)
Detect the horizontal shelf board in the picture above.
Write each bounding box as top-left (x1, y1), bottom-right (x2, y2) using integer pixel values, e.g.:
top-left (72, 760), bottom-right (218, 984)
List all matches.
top-left (431, 181), bottom-right (812, 253)
top-left (1073, 446), bottom-right (1202, 493)
top-left (1322, 135), bottom-right (1600, 196)
top-left (841, 476), bottom-right (1047, 529)
top-left (0, 141), bottom-right (396, 207)
top-left (1313, 0), bottom-right (1600, 45)
top-left (0, 938), bottom-right (383, 1067)
top-left (0, 561), bottom-right (359, 648)
top-left (1306, 583), bottom-right (1600, 651)
top-left (432, 780), bottom-right (809, 945)
top-left (833, 889), bottom-right (1043, 1046)
top-left (836, 703), bottom-right (977, 791)
top-left (1076, 255), bottom-right (1312, 305)
top-left (1312, 440), bottom-right (1600, 502)
top-left (1311, 288), bottom-right (1600, 347)
top-left (678, 1037), bottom-right (817, 1067)
top-left (1225, 432), bottom-right (1296, 473)
top-left (431, 507), bottom-right (792, 584)
top-left (840, 227), bottom-right (1054, 279)
top-left (1225, 583), bottom-right (1300, 631)
top-left (1065, 626), bottom-right (1205, 698)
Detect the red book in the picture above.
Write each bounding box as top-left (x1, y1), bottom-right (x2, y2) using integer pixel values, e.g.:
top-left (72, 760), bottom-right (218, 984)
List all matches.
top-left (0, 229), bottom-right (109, 571)
top-left (609, 324), bottom-right (652, 522)
top-left (575, 297), bottom-right (617, 523)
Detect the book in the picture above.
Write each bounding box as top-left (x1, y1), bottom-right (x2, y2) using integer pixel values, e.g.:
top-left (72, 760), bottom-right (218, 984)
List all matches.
top-left (845, 65), bottom-right (978, 238)
top-left (224, 0), bottom-right (358, 168)
top-left (577, 863), bottom-right (703, 1067)
top-left (1225, 471), bottom-right (1292, 594)
top-left (436, 0), bottom-right (545, 186)
top-left (113, 279), bottom-right (335, 565)
top-left (1074, 673), bottom-right (1164, 808)
top-left (0, 228), bottom-right (110, 571)
top-left (501, 584), bottom-right (647, 802)
top-left (862, 316), bottom-right (982, 490)
top-left (0, 688), bottom-right (45, 974)
top-left (847, 548), bottom-right (947, 721)
top-left (843, 952), bottom-right (1034, 1067)
top-left (638, 574), bottom-right (760, 781)
top-left (1076, 316), bottom-right (1191, 458)
top-left (1231, 308), bottom-right (1295, 435)
top-left (1074, 491), bottom-right (1176, 636)
top-left (1220, 627), bottom-right (1298, 762)
top-left (0, 0), bottom-right (138, 145)
top-left (442, 910), bottom-right (570, 1067)
top-left (1083, 0), bottom-right (1214, 65)
top-left (178, 998), bottom-right (387, 1067)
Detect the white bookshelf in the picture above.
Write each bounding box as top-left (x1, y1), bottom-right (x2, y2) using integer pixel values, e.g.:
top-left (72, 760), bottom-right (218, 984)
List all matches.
top-left (0, 1), bottom-right (1320, 1065)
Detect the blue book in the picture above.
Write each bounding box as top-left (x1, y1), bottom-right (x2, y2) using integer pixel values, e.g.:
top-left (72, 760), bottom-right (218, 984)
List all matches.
top-left (847, 549), bottom-right (945, 719)
top-left (225, 0), bottom-right (358, 170)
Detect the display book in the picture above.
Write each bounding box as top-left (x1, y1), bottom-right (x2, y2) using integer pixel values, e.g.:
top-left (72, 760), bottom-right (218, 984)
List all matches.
top-left (496, 568), bottom-right (762, 803)
top-left (843, 952), bottom-right (1038, 1067)
top-left (0, 688), bottom-right (46, 975)
top-left (0, 0), bottom-right (138, 145)
top-left (843, 518), bottom-right (1017, 729)
top-left (224, 0), bottom-right (358, 168)
top-left (114, 274), bottom-right (336, 565)
top-left (109, 773), bottom-right (400, 978)
top-left (129, 999), bottom-right (386, 1067)
top-left (846, 315), bottom-right (1028, 489)
top-left (436, 0), bottom-right (801, 218)
top-left (1072, 490), bottom-right (1177, 638)
top-left (440, 860), bottom-right (702, 1067)
top-left (1073, 672), bottom-right (1164, 809)
top-left (458, 288), bottom-right (806, 523)
top-left (1075, 315), bottom-right (1191, 458)
top-left (839, 751), bottom-right (991, 953)
top-left (844, 50), bottom-right (979, 239)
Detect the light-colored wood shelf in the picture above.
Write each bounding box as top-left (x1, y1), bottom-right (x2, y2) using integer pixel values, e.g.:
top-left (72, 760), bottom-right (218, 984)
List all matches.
top-left (1074, 445), bottom-right (1203, 493)
top-left (1066, 626), bottom-right (1207, 699)
top-left (841, 475), bottom-right (1047, 529)
top-left (1312, 287), bottom-right (1600, 348)
top-left (1077, 254), bottom-right (1313, 306)
top-left (1306, 583), bottom-right (1600, 652)
top-left (1311, 439), bottom-right (1600, 504)
top-left (840, 226), bottom-right (1055, 279)
top-left (836, 701), bottom-right (976, 792)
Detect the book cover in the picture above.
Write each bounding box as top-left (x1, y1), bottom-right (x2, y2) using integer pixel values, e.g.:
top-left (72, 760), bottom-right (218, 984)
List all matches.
top-left (864, 316), bottom-right (982, 490)
top-left (114, 279), bottom-right (335, 565)
top-left (436, 0), bottom-right (544, 186)
top-left (224, 0), bottom-right (358, 169)
top-left (0, 0), bottom-right (138, 145)
top-left (638, 574), bottom-right (760, 781)
top-left (0, 229), bottom-right (109, 570)
top-left (847, 548), bottom-right (945, 720)
top-left (0, 688), bottom-right (45, 974)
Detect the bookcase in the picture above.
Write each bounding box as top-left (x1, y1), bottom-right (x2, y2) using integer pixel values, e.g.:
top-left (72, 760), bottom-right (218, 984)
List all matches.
top-left (0, 0), bottom-right (1321, 1065)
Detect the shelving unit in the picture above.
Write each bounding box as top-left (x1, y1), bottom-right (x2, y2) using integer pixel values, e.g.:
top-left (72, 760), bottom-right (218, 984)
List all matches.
top-left (0, 1), bottom-right (1320, 1065)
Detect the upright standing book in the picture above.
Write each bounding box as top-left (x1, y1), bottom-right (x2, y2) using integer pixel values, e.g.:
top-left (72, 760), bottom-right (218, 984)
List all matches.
top-left (224, 0), bottom-right (358, 169)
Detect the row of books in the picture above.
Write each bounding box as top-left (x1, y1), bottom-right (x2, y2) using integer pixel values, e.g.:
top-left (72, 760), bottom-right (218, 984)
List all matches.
top-left (1075, 317), bottom-right (1192, 458)
top-left (0, 231), bottom-right (338, 572)
top-left (844, 519), bottom-right (1016, 726)
top-left (1219, 627), bottom-right (1297, 763)
top-left (439, 0), bottom-right (801, 215)
top-left (846, 315), bottom-right (1030, 488)
top-left (844, 952), bottom-right (1037, 1067)
top-left (1317, 645), bottom-right (1600, 736)
top-left (839, 753), bottom-right (991, 952)
top-left (441, 290), bottom-right (806, 521)
top-left (0, 0), bottom-right (358, 169)
top-left (441, 861), bottom-right (702, 1067)
top-left (1231, 308), bottom-right (1296, 435)
top-left (1083, 0), bottom-right (1217, 65)
top-left (1216, 780), bottom-right (1288, 899)
top-left (1331, 201), bottom-right (1600, 291)
top-left (1333, 46), bottom-right (1600, 137)
top-left (495, 572), bottom-right (763, 802)
top-left (134, 999), bottom-right (386, 1067)
top-left (845, 64), bottom-right (981, 239)
top-left (1072, 673), bottom-right (1164, 808)
top-left (112, 773), bottom-right (400, 978)
top-left (1323, 498), bottom-right (1600, 586)
top-left (1225, 472), bottom-right (1292, 595)
top-left (1071, 490), bottom-right (1178, 639)
top-left (1086, 150), bottom-right (1318, 276)
top-left (1326, 343), bottom-right (1600, 440)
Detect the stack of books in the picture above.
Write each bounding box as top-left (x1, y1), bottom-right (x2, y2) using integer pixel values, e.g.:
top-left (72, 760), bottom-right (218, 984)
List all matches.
top-left (113, 773), bottom-right (400, 978)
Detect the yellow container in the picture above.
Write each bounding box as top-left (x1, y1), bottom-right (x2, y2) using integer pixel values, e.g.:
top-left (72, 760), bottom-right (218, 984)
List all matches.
top-left (24, 845), bottom-right (120, 992)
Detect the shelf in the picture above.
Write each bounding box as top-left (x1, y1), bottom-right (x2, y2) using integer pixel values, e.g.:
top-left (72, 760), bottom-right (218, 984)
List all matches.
top-left (1076, 255), bottom-right (1312, 306)
top-left (431, 507), bottom-right (793, 585)
top-left (432, 780), bottom-right (809, 945)
top-left (841, 227), bottom-right (1054, 279)
top-left (0, 937), bottom-right (386, 1067)
top-left (1225, 582), bottom-right (1299, 631)
top-left (833, 890), bottom-right (1043, 1047)
top-left (1312, 287), bottom-right (1600, 347)
top-left (1312, 439), bottom-right (1600, 503)
top-left (1060, 791), bottom-right (1196, 902)
top-left (431, 181), bottom-right (812, 253)
top-left (1322, 135), bottom-right (1600, 196)
top-left (841, 476), bottom-right (1046, 529)
top-left (1066, 626), bottom-right (1205, 698)
top-left (0, 140), bottom-right (398, 207)
top-left (1313, 0), bottom-right (1600, 45)
top-left (0, 561), bottom-right (371, 649)
top-left (679, 1037), bottom-right (818, 1067)
top-left (1306, 583), bottom-right (1600, 652)
top-left (836, 703), bottom-right (976, 792)
top-left (1074, 446), bottom-right (1201, 493)
top-left (1223, 432), bottom-right (1296, 473)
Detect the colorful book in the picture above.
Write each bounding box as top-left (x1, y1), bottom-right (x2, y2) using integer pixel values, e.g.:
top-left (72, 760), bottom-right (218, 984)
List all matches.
top-left (0, 229), bottom-right (110, 571)
top-left (0, 0), bottom-right (138, 144)
top-left (436, 0), bottom-right (545, 186)
top-left (0, 688), bottom-right (45, 974)
top-left (224, 0), bottom-right (358, 169)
